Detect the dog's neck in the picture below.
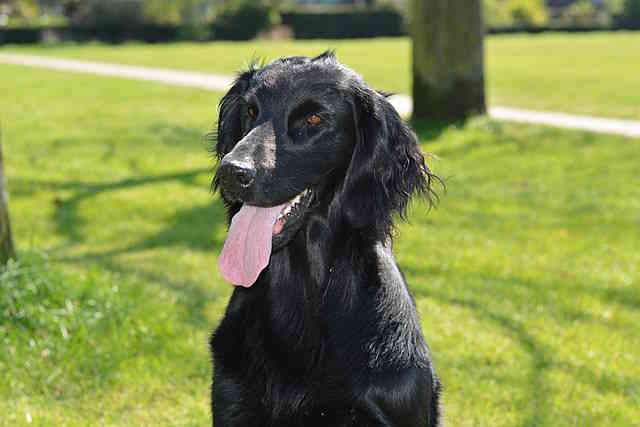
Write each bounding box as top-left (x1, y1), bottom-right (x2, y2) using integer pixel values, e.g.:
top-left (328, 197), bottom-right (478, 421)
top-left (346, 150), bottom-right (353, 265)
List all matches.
top-left (242, 212), bottom-right (414, 377)
top-left (263, 212), bottom-right (385, 316)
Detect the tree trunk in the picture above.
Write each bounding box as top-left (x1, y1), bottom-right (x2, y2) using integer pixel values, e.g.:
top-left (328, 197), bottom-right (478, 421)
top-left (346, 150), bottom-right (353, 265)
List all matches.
top-left (0, 130), bottom-right (16, 265)
top-left (411, 0), bottom-right (486, 121)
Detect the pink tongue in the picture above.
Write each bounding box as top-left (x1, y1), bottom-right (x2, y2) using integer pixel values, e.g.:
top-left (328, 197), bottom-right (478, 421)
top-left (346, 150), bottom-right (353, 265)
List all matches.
top-left (218, 204), bottom-right (284, 287)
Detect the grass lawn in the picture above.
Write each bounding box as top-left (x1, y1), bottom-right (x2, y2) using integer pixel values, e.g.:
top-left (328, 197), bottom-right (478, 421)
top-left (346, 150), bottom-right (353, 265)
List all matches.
top-left (1, 64), bottom-right (639, 426)
top-left (6, 32), bottom-right (640, 120)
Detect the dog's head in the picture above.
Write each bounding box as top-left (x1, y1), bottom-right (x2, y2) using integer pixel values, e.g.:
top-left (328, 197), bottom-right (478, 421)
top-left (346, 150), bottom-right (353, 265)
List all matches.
top-left (213, 52), bottom-right (437, 286)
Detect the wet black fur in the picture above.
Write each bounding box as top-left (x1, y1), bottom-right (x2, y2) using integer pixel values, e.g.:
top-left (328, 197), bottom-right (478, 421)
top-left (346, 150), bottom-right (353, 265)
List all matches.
top-left (210, 52), bottom-right (442, 426)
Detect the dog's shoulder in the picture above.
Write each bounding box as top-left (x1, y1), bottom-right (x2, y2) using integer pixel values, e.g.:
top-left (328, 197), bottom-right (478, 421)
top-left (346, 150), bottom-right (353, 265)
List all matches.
top-left (341, 242), bottom-right (429, 369)
top-left (372, 241), bottom-right (410, 299)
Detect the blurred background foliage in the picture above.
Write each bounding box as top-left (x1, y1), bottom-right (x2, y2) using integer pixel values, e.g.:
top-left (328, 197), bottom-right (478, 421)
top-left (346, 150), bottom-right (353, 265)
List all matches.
top-left (484, 0), bottom-right (549, 28)
top-left (1, 0), bottom-right (640, 36)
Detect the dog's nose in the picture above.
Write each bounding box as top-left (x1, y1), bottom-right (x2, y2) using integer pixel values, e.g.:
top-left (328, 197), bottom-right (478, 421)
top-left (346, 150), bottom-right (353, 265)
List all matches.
top-left (219, 159), bottom-right (256, 189)
top-left (234, 165), bottom-right (255, 187)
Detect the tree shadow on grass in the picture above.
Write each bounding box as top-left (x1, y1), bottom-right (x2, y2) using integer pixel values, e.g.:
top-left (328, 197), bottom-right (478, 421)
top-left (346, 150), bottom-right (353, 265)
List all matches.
top-left (408, 265), bottom-right (638, 426)
top-left (16, 166), bottom-right (230, 330)
top-left (415, 287), bottom-right (551, 427)
top-left (147, 122), bottom-right (212, 147)
top-left (411, 118), bottom-right (461, 144)
top-left (50, 172), bottom-right (230, 328)
top-left (10, 168), bottom-right (213, 238)
top-left (69, 255), bottom-right (223, 329)
top-left (49, 168), bottom-right (212, 242)
top-left (60, 230), bottom-right (228, 336)
top-left (129, 201), bottom-right (227, 252)
top-left (60, 200), bottom-right (228, 261)
top-left (593, 285), bottom-right (639, 311)
top-left (47, 253), bottom-right (223, 400)
top-left (414, 116), bottom-right (600, 161)
top-left (35, 183), bottom-right (221, 397)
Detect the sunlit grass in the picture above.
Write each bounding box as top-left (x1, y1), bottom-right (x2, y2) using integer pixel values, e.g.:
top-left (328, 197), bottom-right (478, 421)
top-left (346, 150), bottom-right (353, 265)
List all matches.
top-left (0, 64), bottom-right (638, 426)
top-left (7, 31), bottom-right (640, 119)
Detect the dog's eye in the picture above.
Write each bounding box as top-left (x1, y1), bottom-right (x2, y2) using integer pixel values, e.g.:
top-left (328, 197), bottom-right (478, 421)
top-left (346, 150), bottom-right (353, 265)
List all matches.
top-left (306, 114), bottom-right (322, 126)
top-left (247, 105), bottom-right (258, 120)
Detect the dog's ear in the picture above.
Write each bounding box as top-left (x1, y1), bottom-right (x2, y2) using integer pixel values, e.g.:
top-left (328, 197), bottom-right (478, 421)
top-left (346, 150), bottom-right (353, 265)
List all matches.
top-left (340, 89), bottom-right (437, 233)
top-left (214, 68), bottom-right (255, 159)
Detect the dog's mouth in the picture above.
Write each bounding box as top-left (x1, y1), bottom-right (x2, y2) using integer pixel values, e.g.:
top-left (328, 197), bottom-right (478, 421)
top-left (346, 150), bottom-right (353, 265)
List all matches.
top-left (273, 188), bottom-right (313, 236)
top-left (218, 188), bottom-right (313, 288)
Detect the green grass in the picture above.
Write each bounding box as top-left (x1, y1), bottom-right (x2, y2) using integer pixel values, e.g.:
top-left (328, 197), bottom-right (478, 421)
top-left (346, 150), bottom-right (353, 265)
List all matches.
top-left (6, 32), bottom-right (640, 119)
top-left (1, 63), bottom-right (639, 426)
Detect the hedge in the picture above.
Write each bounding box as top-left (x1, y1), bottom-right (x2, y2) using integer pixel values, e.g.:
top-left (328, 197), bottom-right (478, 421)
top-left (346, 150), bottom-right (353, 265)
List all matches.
top-left (0, 25), bottom-right (180, 44)
top-left (69, 25), bottom-right (181, 43)
top-left (0, 9), bottom-right (406, 44)
top-left (2, 15), bottom-right (639, 45)
top-left (211, 3), bottom-right (272, 41)
top-left (280, 9), bottom-right (406, 39)
top-left (0, 27), bottom-right (43, 44)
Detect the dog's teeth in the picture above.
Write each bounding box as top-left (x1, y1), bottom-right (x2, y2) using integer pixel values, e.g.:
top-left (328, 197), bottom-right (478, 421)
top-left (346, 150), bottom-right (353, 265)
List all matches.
top-left (276, 189), bottom-right (310, 222)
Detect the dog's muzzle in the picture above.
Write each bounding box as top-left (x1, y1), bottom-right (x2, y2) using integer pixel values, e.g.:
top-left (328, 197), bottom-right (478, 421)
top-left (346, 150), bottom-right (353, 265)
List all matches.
top-left (217, 158), bottom-right (256, 201)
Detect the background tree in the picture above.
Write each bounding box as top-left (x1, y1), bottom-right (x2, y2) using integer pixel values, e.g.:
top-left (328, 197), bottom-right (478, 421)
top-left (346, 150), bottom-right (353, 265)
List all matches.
top-left (0, 129), bottom-right (15, 265)
top-left (411, 0), bottom-right (486, 121)
top-left (622, 0), bottom-right (640, 27)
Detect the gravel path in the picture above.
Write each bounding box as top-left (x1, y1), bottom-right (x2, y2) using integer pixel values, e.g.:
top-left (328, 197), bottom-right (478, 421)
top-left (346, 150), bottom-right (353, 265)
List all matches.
top-left (2, 52), bottom-right (639, 138)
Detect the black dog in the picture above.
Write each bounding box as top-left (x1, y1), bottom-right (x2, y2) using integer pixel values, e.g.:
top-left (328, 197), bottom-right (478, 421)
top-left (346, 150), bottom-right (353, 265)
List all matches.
top-left (210, 52), bottom-right (441, 427)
